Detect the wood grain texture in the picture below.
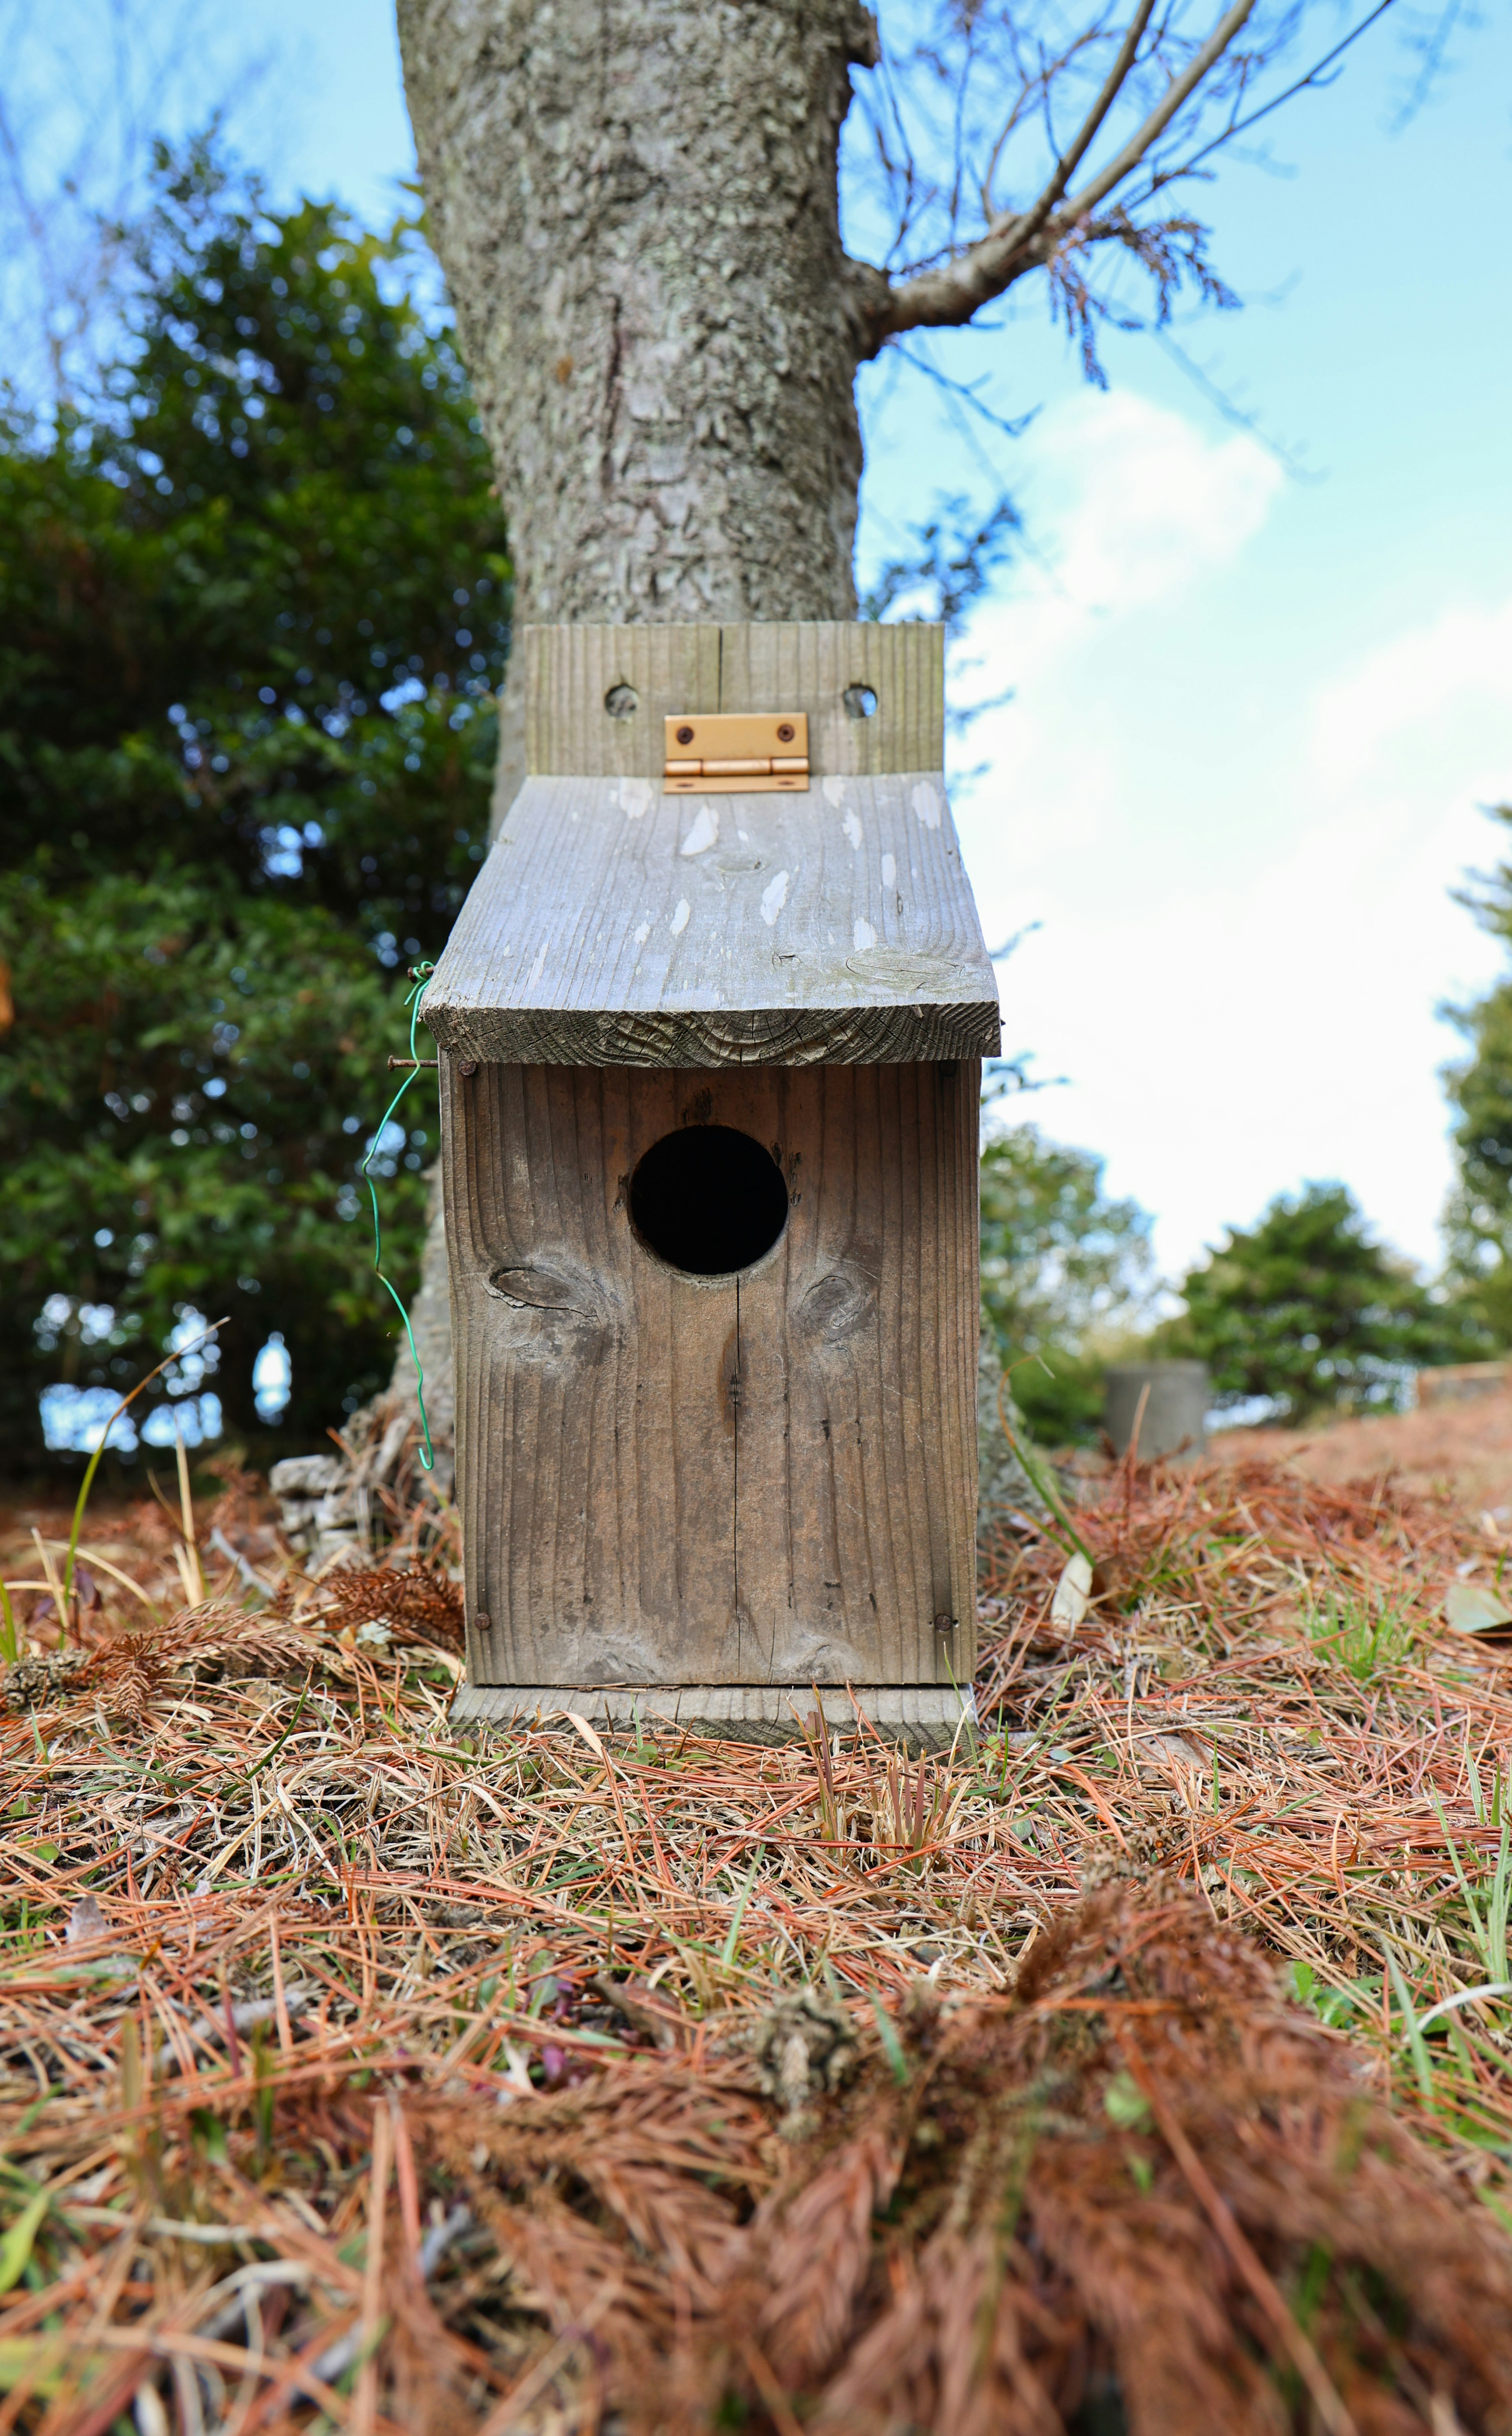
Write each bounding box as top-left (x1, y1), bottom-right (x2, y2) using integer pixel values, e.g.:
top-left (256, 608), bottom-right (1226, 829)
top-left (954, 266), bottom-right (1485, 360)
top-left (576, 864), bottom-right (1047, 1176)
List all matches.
top-left (421, 770), bottom-right (1000, 1069)
top-left (450, 1682), bottom-right (978, 1754)
top-left (442, 1058), bottom-right (980, 1689)
top-left (525, 625), bottom-right (721, 778)
top-left (719, 620), bottom-right (943, 777)
top-left (524, 621), bottom-right (943, 779)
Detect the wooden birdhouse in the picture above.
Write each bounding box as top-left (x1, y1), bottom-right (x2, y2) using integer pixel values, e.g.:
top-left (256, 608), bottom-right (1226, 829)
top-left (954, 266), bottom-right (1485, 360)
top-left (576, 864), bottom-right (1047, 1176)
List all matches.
top-left (422, 621), bottom-right (1000, 1746)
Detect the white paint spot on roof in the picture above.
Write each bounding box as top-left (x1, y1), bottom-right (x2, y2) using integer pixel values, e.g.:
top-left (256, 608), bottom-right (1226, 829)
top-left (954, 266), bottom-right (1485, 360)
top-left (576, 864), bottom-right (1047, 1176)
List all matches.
top-left (617, 778), bottom-right (653, 818)
top-left (670, 898), bottom-right (691, 936)
top-left (842, 809), bottom-right (863, 851)
top-left (822, 775), bottom-right (847, 808)
top-left (634, 921), bottom-right (650, 945)
top-left (679, 802), bottom-right (719, 855)
top-left (882, 852), bottom-right (896, 888)
top-left (528, 940), bottom-right (548, 987)
top-left (852, 917), bottom-right (876, 952)
top-left (912, 780), bottom-right (942, 830)
top-left (760, 869), bottom-right (790, 925)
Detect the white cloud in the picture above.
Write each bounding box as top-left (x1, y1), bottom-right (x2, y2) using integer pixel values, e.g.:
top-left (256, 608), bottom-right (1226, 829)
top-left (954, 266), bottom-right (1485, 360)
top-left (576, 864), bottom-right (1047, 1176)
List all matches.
top-left (950, 389), bottom-right (1512, 1281)
top-left (1011, 387), bottom-right (1281, 626)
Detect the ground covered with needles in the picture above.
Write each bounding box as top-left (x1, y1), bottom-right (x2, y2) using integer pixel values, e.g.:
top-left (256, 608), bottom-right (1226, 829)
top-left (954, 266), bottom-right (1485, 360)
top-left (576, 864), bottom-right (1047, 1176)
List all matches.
top-left (9, 1444), bottom-right (1512, 2431)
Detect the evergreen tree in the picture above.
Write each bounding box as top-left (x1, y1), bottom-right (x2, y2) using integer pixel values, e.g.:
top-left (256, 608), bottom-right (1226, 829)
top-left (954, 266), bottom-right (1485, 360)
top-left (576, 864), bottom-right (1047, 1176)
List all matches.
top-left (1442, 807), bottom-right (1512, 1346)
top-left (1156, 1183), bottom-right (1474, 1425)
top-left (0, 144), bottom-right (510, 1468)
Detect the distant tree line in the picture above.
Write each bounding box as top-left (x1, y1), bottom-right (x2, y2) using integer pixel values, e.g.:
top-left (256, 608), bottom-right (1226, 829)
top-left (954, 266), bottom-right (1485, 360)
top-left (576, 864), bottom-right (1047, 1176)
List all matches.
top-left (985, 1126), bottom-right (1502, 1448)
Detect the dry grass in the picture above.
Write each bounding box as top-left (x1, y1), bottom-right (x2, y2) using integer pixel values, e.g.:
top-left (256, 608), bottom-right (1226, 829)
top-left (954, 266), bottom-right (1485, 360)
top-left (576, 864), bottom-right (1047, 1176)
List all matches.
top-left (6, 1444), bottom-right (1512, 2429)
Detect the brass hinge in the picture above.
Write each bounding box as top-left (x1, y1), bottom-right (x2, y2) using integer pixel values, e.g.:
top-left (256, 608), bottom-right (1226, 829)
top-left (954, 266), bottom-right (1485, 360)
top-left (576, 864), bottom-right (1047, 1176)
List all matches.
top-left (663, 712), bottom-right (809, 793)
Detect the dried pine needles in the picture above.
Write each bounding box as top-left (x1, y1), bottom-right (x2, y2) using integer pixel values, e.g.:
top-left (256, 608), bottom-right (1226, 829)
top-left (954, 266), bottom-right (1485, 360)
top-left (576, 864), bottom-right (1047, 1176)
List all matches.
top-left (6, 1446), bottom-right (1512, 2430)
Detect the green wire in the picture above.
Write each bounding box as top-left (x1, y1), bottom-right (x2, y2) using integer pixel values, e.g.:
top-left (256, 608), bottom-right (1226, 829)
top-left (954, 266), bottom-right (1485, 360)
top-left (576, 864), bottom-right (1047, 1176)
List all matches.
top-left (359, 961), bottom-right (438, 1472)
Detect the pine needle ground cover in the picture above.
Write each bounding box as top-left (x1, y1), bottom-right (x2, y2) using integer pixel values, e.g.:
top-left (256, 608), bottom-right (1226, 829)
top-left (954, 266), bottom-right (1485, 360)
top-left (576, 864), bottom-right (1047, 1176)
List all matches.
top-left (7, 1452), bottom-right (1512, 2430)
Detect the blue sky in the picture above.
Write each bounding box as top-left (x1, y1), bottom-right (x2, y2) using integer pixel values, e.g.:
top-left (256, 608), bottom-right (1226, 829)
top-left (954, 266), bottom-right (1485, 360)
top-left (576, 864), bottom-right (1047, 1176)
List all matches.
top-left (31, 0), bottom-right (1512, 1285)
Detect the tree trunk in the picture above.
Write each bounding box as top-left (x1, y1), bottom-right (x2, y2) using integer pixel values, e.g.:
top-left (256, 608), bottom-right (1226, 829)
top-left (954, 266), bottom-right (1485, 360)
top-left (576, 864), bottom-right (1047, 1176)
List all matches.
top-left (387, 0), bottom-right (882, 1440)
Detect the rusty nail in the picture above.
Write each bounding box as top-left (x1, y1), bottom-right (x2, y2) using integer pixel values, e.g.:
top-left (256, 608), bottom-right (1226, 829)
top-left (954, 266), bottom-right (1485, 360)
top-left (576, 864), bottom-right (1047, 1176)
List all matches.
top-left (932, 1612), bottom-right (958, 1635)
top-left (475, 1610), bottom-right (492, 1635)
top-left (458, 1060), bottom-right (478, 1079)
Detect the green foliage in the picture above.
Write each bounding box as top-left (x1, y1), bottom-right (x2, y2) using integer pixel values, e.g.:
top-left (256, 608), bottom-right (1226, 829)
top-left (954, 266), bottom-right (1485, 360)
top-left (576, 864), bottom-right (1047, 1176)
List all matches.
top-left (1442, 814), bottom-right (1512, 1348)
top-left (0, 871), bottom-right (426, 1452)
top-left (979, 1123), bottom-right (1155, 1444)
top-left (1154, 1183), bottom-right (1474, 1426)
top-left (0, 142), bottom-right (510, 1466)
top-left (1306, 1585), bottom-right (1417, 1682)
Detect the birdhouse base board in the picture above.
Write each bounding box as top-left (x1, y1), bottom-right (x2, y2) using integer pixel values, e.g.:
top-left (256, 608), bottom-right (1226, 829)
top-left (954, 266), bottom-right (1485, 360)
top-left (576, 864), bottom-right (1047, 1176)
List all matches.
top-left (450, 1681), bottom-right (976, 1754)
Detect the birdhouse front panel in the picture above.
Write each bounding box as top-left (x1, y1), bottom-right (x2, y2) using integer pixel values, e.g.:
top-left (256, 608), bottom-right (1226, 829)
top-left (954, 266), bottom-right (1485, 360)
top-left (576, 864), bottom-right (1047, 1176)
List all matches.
top-left (422, 621), bottom-right (1001, 1738)
top-left (439, 1054), bottom-right (980, 1691)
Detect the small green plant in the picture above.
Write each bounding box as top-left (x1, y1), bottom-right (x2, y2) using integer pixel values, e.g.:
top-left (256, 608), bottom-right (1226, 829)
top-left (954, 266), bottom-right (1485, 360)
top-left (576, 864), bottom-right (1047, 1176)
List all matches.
top-left (1306, 1585), bottom-right (1416, 1681)
top-left (1102, 2071), bottom-right (1151, 2130)
top-left (1288, 1957), bottom-right (1380, 2029)
top-left (804, 1707), bottom-right (842, 1845)
top-left (875, 1747), bottom-right (959, 1872)
top-left (1431, 1789), bottom-right (1512, 1986)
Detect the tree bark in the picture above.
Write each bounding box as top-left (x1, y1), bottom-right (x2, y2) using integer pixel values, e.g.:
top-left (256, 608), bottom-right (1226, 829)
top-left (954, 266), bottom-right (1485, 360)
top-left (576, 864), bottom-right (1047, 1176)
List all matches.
top-left (397, 0), bottom-right (879, 632)
top-left (388, 0), bottom-right (884, 1440)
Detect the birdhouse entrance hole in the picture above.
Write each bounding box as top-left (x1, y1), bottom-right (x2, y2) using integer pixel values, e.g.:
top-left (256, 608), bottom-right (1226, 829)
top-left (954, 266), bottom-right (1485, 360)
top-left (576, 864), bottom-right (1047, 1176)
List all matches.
top-left (628, 1124), bottom-right (788, 1277)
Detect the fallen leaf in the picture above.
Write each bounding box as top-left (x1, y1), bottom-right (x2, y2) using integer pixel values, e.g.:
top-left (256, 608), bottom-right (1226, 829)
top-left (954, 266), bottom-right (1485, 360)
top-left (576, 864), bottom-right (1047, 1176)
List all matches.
top-left (1050, 1552), bottom-right (1093, 1633)
top-left (1444, 1580), bottom-right (1512, 1635)
top-left (66, 1893), bottom-right (108, 1946)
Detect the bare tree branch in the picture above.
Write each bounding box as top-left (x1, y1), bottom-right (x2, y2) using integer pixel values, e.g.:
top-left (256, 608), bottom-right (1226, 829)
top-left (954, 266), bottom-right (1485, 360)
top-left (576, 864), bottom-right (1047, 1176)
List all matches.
top-left (1061, 0), bottom-right (1259, 219)
top-left (1178, 0), bottom-right (1399, 176)
top-left (848, 0), bottom-right (1398, 359)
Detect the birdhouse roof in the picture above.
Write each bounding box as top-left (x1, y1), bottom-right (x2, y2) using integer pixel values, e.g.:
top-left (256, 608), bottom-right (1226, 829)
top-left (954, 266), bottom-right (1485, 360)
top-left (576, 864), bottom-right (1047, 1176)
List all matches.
top-left (421, 621), bottom-right (1001, 1069)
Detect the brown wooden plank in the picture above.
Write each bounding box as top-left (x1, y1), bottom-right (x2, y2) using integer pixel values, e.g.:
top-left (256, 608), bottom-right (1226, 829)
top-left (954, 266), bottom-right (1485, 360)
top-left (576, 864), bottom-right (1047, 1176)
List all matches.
top-left (523, 621), bottom-right (943, 779)
top-left (719, 620), bottom-right (943, 778)
top-left (525, 625), bottom-right (721, 777)
top-left (451, 1683), bottom-right (978, 1753)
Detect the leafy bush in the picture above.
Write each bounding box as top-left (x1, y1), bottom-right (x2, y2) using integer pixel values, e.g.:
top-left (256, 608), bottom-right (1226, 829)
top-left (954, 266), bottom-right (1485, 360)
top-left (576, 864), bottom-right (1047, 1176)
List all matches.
top-left (979, 1123), bottom-right (1155, 1444)
top-left (0, 143), bottom-right (510, 1467)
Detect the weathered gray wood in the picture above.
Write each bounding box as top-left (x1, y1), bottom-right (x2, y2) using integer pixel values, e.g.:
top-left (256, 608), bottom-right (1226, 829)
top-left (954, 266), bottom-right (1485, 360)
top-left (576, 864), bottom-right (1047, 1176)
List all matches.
top-left (525, 626), bottom-right (722, 778)
top-left (450, 1681), bottom-right (978, 1754)
top-left (421, 771), bottom-right (1001, 1069)
top-left (719, 621), bottom-right (944, 778)
top-left (442, 1059), bottom-right (981, 1690)
top-left (523, 620), bottom-right (944, 780)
